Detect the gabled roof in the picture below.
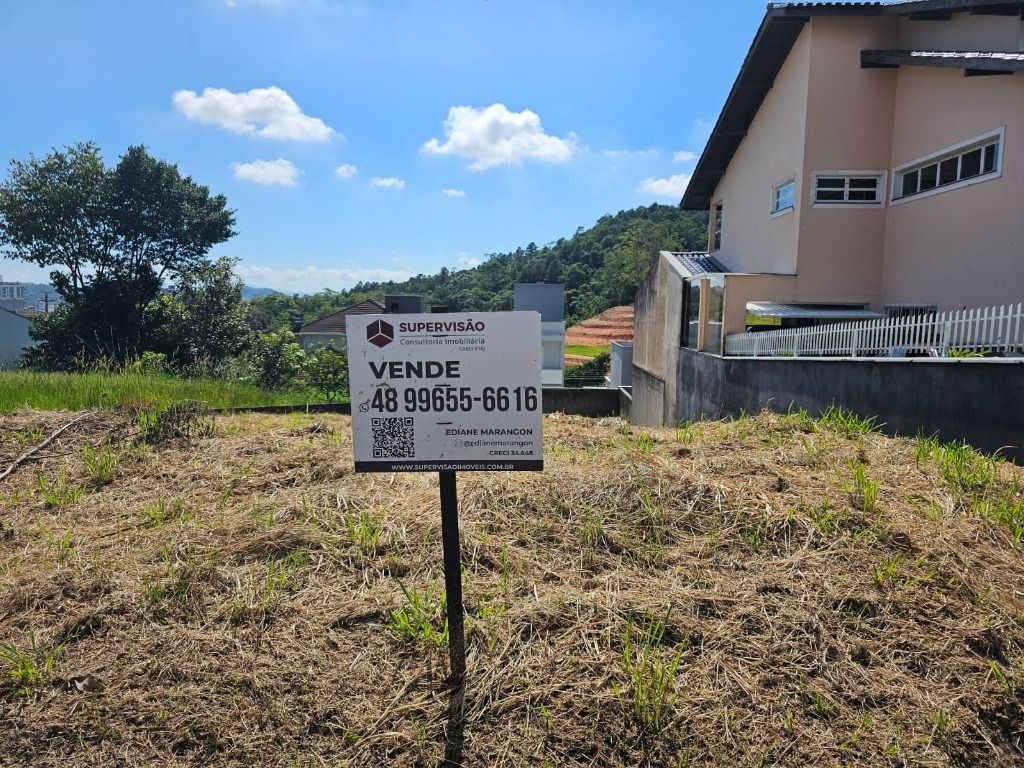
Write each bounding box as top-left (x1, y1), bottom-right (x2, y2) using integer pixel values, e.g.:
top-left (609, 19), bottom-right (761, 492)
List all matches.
top-left (299, 299), bottom-right (384, 334)
top-left (681, 0), bottom-right (1024, 210)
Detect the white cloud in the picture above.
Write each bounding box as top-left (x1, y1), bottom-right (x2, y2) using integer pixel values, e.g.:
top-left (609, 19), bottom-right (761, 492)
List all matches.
top-left (603, 148), bottom-right (659, 160)
top-left (172, 86), bottom-right (335, 142)
top-left (673, 150), bottom-right (697, 163)
top-left (441, 188), bottom-right (466, 198)
top-left (638, 173), bottom-right (693, 199)
top-left (456, 255), bottom-right (481, 269)
top-left (335, 163), bottom-right (358, 180)
top-left (231, 158), bottom-right (301, 186)
top-left (422, 103), bottom-right (577, 171)
top-left (236, 264), bottom-right (414, 293)
top-left (369, 176), bottom-right (405, 189)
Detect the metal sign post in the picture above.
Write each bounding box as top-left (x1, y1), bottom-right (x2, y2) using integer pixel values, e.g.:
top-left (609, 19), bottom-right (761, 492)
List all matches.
top-left (438, 470), bottom-right (465, 681)
top-left (346, 311), bottom-right (544, 684)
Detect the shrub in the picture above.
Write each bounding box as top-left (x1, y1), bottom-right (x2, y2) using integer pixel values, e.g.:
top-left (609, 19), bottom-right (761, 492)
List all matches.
top-left (248, 331), bottom-right (303, 390)
top-left (304, 345), bottom-right (349, 402)
top-left (565, 352), bottom-right (610, 388)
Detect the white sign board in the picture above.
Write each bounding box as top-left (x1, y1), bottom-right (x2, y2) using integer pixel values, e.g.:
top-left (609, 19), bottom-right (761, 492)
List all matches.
top-left (346, 312), bottom-right (544, 472)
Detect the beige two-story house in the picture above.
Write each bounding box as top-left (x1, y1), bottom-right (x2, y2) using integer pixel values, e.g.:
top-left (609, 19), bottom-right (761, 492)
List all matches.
top-left (672, 0), bottom-right (1023, 348)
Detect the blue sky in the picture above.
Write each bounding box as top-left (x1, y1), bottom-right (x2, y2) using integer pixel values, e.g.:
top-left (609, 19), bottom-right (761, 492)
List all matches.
top-left (0, 0), bottom-right (766, 293)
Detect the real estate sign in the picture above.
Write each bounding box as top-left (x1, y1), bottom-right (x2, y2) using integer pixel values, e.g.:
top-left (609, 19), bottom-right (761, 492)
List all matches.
top-left (346, 312), bottom-right (544, 472)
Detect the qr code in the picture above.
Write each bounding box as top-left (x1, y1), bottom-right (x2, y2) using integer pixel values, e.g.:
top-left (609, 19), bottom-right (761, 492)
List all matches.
top-left (371, 417), bottom-right (415, 458)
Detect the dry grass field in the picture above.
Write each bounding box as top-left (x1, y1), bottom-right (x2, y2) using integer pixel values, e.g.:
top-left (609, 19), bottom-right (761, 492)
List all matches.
top-left (1, 407), bottom-right (1022, 767)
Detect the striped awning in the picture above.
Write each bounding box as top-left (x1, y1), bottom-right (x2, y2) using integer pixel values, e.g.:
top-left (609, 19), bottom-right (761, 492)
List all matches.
top-left (746, 302), bottom-right (885, 320)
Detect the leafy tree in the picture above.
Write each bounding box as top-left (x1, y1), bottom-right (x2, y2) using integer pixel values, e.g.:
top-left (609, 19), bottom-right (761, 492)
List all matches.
top-left (248, 331), bottom-right (303, 390)
top-left (0, 142), bottom-right (235, 366)
top-left (603, 219), bottom-right (666, 304)
top-left (153, 256), bottom-right (252, 372)
top-left (304, 345), bottom-right (349, 402)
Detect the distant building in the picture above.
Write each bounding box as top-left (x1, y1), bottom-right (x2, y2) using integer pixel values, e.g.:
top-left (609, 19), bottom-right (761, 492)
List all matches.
top-left (0, 307), bottom-right (32, 368)
top-left (0, 280), bottom-right (27, 312)
top-left (383, 295), bottom-right (426, 314)
top-left (514, 283), bottom-right (565, 387)
top-left (297, 299), bottom-right (385, 351)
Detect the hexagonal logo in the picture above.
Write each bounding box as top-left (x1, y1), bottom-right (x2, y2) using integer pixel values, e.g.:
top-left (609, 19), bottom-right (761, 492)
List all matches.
top-left (367, 319), bottom-right (394, 348)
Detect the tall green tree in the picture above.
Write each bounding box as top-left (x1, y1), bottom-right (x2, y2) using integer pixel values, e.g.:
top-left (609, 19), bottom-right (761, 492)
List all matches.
top-left (153, 256), bottom-right (252, 371)
top-left (0, 143), bottom-right (236, 367)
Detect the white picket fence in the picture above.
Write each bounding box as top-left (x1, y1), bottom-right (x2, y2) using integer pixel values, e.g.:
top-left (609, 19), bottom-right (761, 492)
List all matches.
top-left (724, 303), bottom-right (1024, 358)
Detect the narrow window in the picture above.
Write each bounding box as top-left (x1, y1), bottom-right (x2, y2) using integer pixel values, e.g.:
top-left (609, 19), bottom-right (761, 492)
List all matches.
top-left (894, 132), bottom-right (1002, 201)
top-left (712, 203), bottom-right (723, 251)
top-left (814, 174), bottom-right (883, 205)
top-left (771, 179), bottom-right (796, 214)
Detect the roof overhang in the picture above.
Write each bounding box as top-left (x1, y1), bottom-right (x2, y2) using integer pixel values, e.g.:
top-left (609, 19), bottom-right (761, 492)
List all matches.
top-left (680, 0), bottom-right (1024, 211)
top-left (861, 48), bottom-right (1024, 72)
top-left (666, 251), bottom-right (732, 277)
top-left (746, 302), bottom-right (885, 320)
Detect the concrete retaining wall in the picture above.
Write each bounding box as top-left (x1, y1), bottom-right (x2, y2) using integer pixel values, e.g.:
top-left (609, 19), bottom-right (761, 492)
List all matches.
top-left (673, 349), bottom-right (1024, 460)
top-left (541, 387), bottom-right (620, 417)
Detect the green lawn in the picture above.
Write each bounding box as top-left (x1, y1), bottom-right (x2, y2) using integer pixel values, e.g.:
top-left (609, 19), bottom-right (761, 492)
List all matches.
top-left (564, 344), bottom-right (610, 358)
top-left (0, 371), bottom-right (319, 413)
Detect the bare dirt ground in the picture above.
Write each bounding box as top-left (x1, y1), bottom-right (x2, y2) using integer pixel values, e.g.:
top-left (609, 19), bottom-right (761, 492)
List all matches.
top-left (564, 306), bottom-right (634, 349)
top-left (1, 408), bottom-right (1023, 767)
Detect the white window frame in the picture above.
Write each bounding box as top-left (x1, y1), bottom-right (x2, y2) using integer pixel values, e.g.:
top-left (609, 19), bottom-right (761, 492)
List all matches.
top-left (811, 171), bottom-right (887, 208)
top-left (770, 177), bottom-right (796, 217)
top-left (711, 200), bottom-right (724, 252)
top-left (890, 127), bottom-right (1004, 206)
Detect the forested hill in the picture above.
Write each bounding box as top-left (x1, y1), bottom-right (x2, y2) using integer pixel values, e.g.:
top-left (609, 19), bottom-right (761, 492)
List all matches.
top-left (248, 204), bottom-right (708, 330)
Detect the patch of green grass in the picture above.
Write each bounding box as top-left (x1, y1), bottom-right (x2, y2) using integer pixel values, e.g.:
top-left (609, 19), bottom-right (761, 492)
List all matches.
top-left (385, 582), bottom-right (448, 648)
top-left (870, 554), bottom-right (937, 590)
top-left (674, 421), bottom-right (701, 445)
top-left (564, 344), bottom-right (610, 358)
top-left (580, 508), bottom-right (604, 567)
top-left (36, 522), bottom-right (76, 565)
top-left (35, 470), bottom-right (84, 508)
top-left (9, 426), bottom-right (46, 446)
top-left (629, 480), bottom-right (667, 566)
top-left (633, 433), bottom-right (655, 455)
top-left (915, 435), bottom-right (1021, 542)
top-left (844, 461), bottom-right (881, 514)
top-left (783, 404), bottom-right (818, 433)
top-left (818, 405), bottom-right (879, 437)
top-left (344, 509), bottom-right (381, 556)
top-left (807, 499), bottom-right (846, 537)
top-left (613, 610), bottom-right (686, 731)
top-left (82, 443), bottom-right (119, 486)
top-left (138, 498), bottom-right (192, 528)
top-left (970, 490), bottom-right (1024, 545)
top-left (0, 632), bottom-right (66, 695)
top-left (0, 370), bottom-right (321, 413)
top-left (940, 443), bottom-right (999, 493)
